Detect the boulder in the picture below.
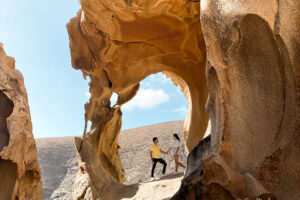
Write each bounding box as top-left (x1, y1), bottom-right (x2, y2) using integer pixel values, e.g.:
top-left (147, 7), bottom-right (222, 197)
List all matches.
top-left (0, 43), bottom-right (42, 200)
top-left (174, 0), bottom-right (300, 199)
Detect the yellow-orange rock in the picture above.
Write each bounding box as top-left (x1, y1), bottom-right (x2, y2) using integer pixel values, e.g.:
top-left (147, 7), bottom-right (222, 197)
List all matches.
top-left (67, 0), bottom-right (300, 199)
top-left (0, 43), bottom-right (42, 200)
top-left (67, 0), bottom-right (208, 198)
top-left (174, 0), bottom-right (300, 199)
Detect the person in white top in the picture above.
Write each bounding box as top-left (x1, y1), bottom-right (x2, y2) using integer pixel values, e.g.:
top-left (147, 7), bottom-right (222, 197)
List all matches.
top-left (167, 134), bottom-right (186, 173)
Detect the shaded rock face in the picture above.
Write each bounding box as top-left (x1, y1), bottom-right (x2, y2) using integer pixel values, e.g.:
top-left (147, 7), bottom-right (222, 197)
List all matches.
top-left (67, 0), bottom-right (300, 200)
top-left (0, 43), bottom-right (42, 200)
top-left (174, 0), bottom-right (300, 200)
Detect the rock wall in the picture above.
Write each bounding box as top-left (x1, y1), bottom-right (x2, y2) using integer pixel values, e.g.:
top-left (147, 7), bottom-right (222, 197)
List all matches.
top-left (174, 0), bottom-right (300, 199)
top-left (67, 0), bottom-right (300, 199)
top-left (0, 44), bottom-right (42, 200)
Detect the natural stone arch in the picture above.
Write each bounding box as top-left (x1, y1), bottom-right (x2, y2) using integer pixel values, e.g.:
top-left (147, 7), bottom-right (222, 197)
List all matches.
top-left (68, 0), bottom-right (300, 199)
top-left (67, 0), bottom-right (209, 198)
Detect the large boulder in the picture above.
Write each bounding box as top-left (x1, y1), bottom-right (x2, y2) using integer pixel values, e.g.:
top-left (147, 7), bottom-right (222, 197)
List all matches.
top-left (174, 0), bottom-right (300, 199)
top-left (0, 43), bottom-right (42, 200)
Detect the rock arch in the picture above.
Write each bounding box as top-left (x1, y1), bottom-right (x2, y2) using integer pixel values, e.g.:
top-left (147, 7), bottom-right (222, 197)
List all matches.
top-left (67, 1), bottom-right (208, 198)
top-left (67, 0), bottom-right (300, 199)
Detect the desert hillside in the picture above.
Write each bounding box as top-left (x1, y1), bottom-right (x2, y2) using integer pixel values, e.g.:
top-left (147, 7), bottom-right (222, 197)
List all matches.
top-left (36, 120), bottom-right (187, 200)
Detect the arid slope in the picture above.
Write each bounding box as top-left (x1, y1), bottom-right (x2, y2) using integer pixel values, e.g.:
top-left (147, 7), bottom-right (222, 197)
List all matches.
top-left (36, 120), bottom-right (186, 199)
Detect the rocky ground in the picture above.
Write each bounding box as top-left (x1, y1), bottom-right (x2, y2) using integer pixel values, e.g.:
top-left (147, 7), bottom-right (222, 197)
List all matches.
top-left (36, 120), bottom-right (187, 200)
top-left (122, 173), bottom-right (184, 200)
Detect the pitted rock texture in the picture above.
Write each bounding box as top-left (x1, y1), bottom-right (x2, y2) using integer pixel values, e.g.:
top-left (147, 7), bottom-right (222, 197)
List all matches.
top-left (174, 0), bottom-right (300, 200)
top-left (0, 43), bottom-right (42, 200)
top-left (67, 0), bottom-right (208, 199)
top-left (68, 0), bottom-right (300, 199)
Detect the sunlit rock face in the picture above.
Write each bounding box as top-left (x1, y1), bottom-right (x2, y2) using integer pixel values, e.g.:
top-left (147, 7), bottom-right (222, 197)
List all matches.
top-left (174, 0), bottom-right (300, 199)
top-left (0, 43), bottom-right (42, 200)
top-left (68, 0), bottom-right (299, 199)
top-left (67, 0), bottom-right (208, 199)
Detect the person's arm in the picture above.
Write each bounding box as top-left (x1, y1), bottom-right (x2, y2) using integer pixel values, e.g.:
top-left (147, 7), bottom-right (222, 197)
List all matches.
top-left (167, 147), bottom-right (172, 153)
top-left (150, 151), bottom-right (154, 164)
top-left (175, 147), bottom-right (180, 155)
top-left (160, 149), bottom-right (168, 154)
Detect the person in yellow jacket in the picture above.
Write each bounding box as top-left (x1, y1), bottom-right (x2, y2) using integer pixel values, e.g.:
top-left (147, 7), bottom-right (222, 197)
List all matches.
top-left (150, 137), bottom-right (168, 180)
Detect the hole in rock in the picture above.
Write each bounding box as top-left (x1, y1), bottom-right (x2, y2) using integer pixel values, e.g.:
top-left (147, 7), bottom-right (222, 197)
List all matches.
top-left (86, 120), bottom-right (92, 132)
top-left (0, 91), bottom-right (14, 152)
top-left (117, 72), bottom-right (210, 198)
top-left (0, 159), bottom-right (18, 200)
top-left (110, 92), bottom-right (118, 107)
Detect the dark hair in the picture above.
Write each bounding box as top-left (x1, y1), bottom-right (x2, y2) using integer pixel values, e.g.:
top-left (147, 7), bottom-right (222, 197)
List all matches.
top-left (173, 134), bottom-right (180, 141)
top-left (153, 137), bottom-right (158, 142)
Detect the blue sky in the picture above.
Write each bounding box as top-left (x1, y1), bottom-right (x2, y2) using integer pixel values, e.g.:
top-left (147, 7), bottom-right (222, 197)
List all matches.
top-left (0, 0), bottom-right (188, 138)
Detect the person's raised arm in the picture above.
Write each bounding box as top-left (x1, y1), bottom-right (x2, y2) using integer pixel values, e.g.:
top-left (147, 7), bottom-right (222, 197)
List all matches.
top-left (160, 149), bottom-right (168, 154)
top-left (150, 151), bottom-right (154, 164)
top-left (167, 147), bottom-right (172, 153)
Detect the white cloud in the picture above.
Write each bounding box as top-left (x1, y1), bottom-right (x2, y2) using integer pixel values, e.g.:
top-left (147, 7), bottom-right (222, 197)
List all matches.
top-left (149, 73), bottom-right (169, 83)
top-left (141, 73), bottom-right (172, 88)
top-left (122, 89), bottom-right (169, 111)
top-left (172, 106), bottom-right (188, 115)
top-left (85, 92), bottom-right (91, 98)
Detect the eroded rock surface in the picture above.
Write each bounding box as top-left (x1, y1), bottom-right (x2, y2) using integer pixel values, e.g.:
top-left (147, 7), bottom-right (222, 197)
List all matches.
top-left (174, 1), bottom-right (300, 199)
top-left (67, 0), bottom-right (208, 199)
top-left (67, 0), bottom-right (300, 199)
top-left (0, 43), bottom-right (42, 200)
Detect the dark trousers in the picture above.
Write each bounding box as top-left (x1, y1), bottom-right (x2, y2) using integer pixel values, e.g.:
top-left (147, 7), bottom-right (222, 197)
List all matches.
top-left (151, 158), bottom-right (167, 177)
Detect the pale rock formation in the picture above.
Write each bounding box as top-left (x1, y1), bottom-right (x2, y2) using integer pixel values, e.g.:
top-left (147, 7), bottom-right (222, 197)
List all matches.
top-left (0, 43), bottom-right (42, 200)
top-left (67, 0), bottom-right (300, 199)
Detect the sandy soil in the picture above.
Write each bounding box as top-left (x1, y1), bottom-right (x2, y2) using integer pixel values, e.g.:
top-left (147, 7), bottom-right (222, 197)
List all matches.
top-left (36, 137), bottom-right (78, 200)
top-left (36, 120), bottom-right (186, 200)
top-left (122, 173), bottom-right (184, 200)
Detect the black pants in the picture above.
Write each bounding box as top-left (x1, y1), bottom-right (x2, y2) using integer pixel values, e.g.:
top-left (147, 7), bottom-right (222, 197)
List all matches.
top-left (151, 158), bottom-right (167, 177)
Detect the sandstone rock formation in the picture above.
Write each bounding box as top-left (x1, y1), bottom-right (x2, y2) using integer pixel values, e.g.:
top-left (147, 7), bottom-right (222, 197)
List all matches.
top-left (67, 0), bottom-right (208, 199)
top-left (174, 0), bottom-right (300, 199)
top-left (0, 43), bottom-right (42, 200)
top-left (67, 0), bottom-right (300, 199)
